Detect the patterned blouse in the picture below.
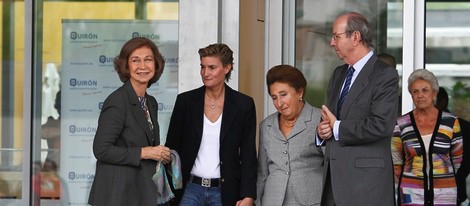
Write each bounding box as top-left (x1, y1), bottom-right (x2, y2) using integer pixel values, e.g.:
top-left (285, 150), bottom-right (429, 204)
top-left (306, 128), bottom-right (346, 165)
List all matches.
top-left (392, 110), bottom-right (463, 206)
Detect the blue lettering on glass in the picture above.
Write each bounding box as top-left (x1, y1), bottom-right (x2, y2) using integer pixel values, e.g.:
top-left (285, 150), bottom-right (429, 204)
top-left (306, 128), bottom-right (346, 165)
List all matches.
top-left (70, 31), bottom-right (98, 40)
top-left (69, 125), bottom-right (76, 133)
top-left (68, 171), bottom-right (95, 181)
top-left (99, 55), bottom-right (106, 64)
top-left (99, 102), bottom-right (104, 110)
top-left (131, 32), bottom-right (160, 40)
top-left (69, 78), bottom-right (98, 87)
top-left (164, 57), bottom-right (179, 64)
top-left (99, 55), bottom-right (114, 64)
top-left (69, 172), bottom-right (76, 180)
top-left (70, 32), bottom-right (77, 40)
top-left (158, 103), bottom-right (174, 111)
top-left (69, 125), bottom-right (97, 134)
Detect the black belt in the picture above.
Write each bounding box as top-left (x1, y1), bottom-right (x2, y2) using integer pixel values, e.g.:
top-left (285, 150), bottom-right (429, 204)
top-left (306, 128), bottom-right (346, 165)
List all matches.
top-left (190, 175), bottom-right (220, 187)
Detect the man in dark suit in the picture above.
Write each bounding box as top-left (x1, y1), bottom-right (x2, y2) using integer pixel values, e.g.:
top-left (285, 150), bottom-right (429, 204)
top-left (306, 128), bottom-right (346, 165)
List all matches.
top-left (316, 12), bottom-right (398, 206)
top-left (165, 43), bottom-right (257, 206)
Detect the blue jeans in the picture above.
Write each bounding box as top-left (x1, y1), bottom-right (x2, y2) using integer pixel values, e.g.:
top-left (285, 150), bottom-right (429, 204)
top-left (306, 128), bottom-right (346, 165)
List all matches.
top-left (179, 182), bottom-right (222, 206)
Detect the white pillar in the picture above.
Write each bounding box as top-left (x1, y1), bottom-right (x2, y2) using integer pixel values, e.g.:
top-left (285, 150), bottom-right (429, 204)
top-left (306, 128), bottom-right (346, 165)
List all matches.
top-left (179, 0), bottom-right (239, 93)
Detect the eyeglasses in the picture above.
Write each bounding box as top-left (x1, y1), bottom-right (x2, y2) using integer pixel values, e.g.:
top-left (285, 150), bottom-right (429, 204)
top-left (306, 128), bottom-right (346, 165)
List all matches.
top-left (129, 57), bottom-right (154, 66)
top-left (331, 32), bottom-right (347, 41)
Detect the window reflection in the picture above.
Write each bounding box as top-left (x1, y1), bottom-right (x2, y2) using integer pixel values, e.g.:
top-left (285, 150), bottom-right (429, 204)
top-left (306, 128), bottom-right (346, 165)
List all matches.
top-left (426, 2), bottom-right (470, 121)
top-left (425, 4), bottom-right (470, 202)
top-left (34, 2), bottom-right (179, 204)
top-left (295, 0), bottom-right (403, 108)
top-left (0, 1), bottom-right (178, 205)
top-left (0, 1), bottom-right (25, 204)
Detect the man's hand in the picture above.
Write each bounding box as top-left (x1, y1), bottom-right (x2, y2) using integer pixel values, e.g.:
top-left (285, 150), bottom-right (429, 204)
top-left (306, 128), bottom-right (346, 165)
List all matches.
top-left (321, 105), bottom-right (337, 128)
top-left (317, 105), bottom-right (337, 140)
top-left (317, 120), bottom-right (332, 140)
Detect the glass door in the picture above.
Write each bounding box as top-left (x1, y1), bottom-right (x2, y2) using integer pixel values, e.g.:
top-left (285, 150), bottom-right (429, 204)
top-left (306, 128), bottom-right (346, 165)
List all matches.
top-left (425, 2), bottom-right (470, 120)
top-left (30, 1), bottom-right (179, 205)
top-left (425, 3), bottom-right (470, 204)
top-left (293, 0), bottom-right (404, 109)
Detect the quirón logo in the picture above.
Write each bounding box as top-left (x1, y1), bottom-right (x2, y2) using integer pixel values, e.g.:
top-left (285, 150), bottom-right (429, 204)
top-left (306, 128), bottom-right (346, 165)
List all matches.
top-left (158, 102), bottom-right (174, 111)
top-left (69, 125), bottom-right (97, 134)
top-left (70, 32), bottom-right (98, 40)
top-left (68, 171), bottom-right (94, 181)
top-left (131, 32), bottom-right (160, 40)
top-left (99, 55), bottom-right (115, 64)
top-left (69, 78), bottom-right (98, 87)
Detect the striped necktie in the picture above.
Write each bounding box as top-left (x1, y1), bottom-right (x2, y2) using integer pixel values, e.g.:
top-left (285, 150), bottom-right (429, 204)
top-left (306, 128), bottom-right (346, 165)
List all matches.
top-left (337, 66), bottom-right (355, 116)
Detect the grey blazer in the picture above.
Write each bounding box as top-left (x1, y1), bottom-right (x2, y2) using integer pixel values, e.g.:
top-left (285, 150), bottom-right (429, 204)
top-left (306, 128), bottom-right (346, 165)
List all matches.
top-left (88, 81), bottom-right (160, 206)
top-left (323, 54), bottom-right (398, 206)
top-left (257, 103), bottom-right (324, 206)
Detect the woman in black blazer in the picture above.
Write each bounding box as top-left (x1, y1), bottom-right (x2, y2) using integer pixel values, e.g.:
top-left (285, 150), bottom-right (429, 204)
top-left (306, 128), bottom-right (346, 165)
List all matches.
top-left (165, 43), bottom-right (257, 206)
top-left (88, 37), bottom-right (171, 206)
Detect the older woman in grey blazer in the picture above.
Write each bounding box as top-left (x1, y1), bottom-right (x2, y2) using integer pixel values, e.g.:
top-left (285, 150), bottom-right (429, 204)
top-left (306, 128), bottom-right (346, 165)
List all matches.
top-left (88, 37), bottom-right (171, 206)
top-left (256, 65), bottom-right (324, 206)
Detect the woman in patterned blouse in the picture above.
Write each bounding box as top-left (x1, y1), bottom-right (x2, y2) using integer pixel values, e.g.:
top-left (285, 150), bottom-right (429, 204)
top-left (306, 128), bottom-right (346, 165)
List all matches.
top-left (392, 69), bottom-right (463, 206)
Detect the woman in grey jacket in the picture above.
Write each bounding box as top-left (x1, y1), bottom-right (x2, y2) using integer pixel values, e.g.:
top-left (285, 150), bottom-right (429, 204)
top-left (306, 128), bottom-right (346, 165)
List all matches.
top-left (256, 65), bottom-right (324, 206)
top-left (88, 37), bottom-right (171, 206)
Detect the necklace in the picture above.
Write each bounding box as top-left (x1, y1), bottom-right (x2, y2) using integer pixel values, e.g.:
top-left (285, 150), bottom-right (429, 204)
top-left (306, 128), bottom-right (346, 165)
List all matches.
top-left (206, 93), bottom-right (223, 109)
top-left (283, 119), bottom-right (297, 127)
top-left (282, 116), bottom-right (298, 127)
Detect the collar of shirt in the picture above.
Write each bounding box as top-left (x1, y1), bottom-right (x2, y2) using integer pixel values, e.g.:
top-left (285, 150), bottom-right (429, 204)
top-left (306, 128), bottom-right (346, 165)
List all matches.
top-left (349, 50), bottom-right (373, 85)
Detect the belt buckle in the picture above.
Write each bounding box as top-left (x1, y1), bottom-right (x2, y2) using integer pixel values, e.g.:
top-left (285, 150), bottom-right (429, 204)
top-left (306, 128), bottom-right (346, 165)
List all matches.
top-left (201, 178), bottom-right (211, 187)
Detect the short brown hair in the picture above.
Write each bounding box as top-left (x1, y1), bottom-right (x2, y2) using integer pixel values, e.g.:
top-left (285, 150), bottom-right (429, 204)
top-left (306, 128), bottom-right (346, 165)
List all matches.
top-left (198, 43), bottom-right (234, 82)
top-left (114, 37), bottom-right (165, 88)
top-left (266, 65), bottom-right (307, 98)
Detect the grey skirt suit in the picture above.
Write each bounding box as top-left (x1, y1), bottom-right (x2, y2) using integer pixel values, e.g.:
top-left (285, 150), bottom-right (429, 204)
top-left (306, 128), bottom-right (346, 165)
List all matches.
top-left (257, 103), bottom-right (324, 206)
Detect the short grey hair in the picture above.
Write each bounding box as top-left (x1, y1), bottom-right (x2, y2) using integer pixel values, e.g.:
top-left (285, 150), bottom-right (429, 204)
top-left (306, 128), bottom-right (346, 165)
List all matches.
top-left (407, 69), bottom-right (439, 94)
top-left (342, 12), bottom-right (374, 49)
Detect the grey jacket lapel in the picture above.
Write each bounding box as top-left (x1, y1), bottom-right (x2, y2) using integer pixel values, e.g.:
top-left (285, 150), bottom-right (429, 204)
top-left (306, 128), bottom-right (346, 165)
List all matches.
top-left (288, 103), bottom-right (311, 138)
top-left (266, 103), bottom-right (312, 140)
top-left (125, 81), bottom-right (154, 145)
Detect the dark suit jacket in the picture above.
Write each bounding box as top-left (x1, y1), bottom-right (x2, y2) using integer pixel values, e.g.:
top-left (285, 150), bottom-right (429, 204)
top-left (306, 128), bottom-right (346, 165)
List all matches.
top-left (457, 117), bottom-right (470, 204)
top-left (88, 81), bottom-right (160, 206)
top-left (323, 54), bottom-right (398, 206)
top-left (165, 84), bottom-right (257, 206)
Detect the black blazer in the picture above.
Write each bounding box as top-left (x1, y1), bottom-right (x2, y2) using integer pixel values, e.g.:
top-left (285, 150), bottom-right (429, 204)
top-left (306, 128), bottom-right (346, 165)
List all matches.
top-left (457, 117), bottom-right (470, 204)
top-left (88, 81), bottom-right (160, 206)
top-left (165, 84), bottom-right (257, 205)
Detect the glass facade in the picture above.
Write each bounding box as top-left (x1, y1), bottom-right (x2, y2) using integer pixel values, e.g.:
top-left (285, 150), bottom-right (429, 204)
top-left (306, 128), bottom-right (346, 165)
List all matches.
top-left (293, 0), bottom-right (470, 203)
top-left (294, 0), bottom-right (470, 121)
top-left (0, 1), bottom-right (26, 204)
top-left (1, 1), bottom-right (178, 205)
top-left (426, 2), bottom-right (470, 120)
top-left (1, 0), bottom-right (469, 205)
top-left (294, 0), bottom-right (404, 109)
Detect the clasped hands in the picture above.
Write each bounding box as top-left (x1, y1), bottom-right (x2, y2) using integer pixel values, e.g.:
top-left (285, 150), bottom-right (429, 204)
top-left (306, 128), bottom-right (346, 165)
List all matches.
top-left (141, 145), bottom-right (171, 164)
top-left (317, 105), bottom-right (337, 140)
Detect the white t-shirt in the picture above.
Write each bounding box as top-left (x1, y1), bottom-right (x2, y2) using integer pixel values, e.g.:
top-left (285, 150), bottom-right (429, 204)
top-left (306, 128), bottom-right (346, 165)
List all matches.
top-left (190, 114), bottom-right (222, 178)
